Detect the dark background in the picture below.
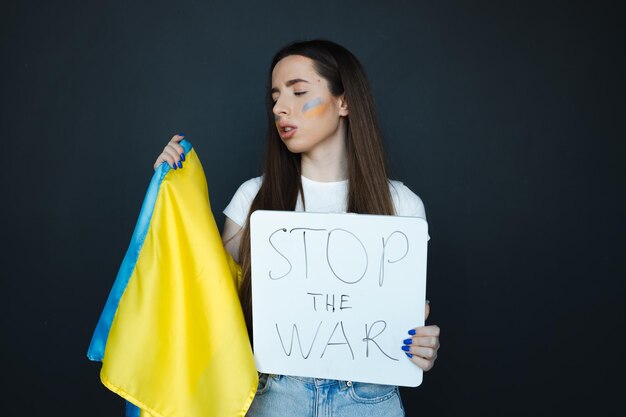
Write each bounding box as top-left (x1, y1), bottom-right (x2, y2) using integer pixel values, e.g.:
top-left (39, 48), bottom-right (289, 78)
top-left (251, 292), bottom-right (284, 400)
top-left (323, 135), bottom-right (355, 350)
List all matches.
top-left (1, 0), bottom-right (624, 416)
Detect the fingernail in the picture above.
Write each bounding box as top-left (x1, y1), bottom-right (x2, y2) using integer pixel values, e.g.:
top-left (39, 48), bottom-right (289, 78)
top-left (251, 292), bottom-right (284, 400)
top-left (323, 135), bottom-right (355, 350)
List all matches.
top-left (180, 153), bottom-right (185, 161)
top-left (401, 345), bottom-right (410, 352)
top-left (405, 352), bottom-right (413, 358)
top-left (426, 299), bottom-right (430, 304)
top-left (177, 160), bottom-right (183, 168)
top-left (172, 163), bottom-right (177, 170)
top-left (403, 338), bottom-right (412, 345)
top-left (178, 133), bottom-right (185, 137)
top-left (408, 329), bottom-right (416, 335)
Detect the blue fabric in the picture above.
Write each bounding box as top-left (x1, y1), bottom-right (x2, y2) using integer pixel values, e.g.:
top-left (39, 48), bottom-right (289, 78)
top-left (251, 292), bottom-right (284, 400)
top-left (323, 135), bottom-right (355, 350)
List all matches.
top-left (87, 140), bottom-right (192, 361)
top-left (125, 401), bottom-right (140, 417)
top-left (246, 373), bottom-right (405, 417)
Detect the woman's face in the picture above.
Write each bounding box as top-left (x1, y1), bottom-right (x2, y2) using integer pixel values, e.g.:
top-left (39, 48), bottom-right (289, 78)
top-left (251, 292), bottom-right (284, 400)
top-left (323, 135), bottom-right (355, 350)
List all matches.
top-left (271, 55), bottom-right (348, 154)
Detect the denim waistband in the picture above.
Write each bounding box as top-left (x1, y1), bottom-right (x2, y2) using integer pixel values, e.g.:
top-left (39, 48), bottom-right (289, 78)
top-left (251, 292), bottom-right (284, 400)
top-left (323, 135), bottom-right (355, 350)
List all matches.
top-left (262, 373), bottom-right (353, 388)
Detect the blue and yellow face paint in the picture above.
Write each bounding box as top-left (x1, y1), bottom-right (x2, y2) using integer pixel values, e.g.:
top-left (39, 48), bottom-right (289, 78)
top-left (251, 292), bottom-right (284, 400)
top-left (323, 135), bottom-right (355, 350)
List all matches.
top-left (301, 97), bottom-right (327, 118)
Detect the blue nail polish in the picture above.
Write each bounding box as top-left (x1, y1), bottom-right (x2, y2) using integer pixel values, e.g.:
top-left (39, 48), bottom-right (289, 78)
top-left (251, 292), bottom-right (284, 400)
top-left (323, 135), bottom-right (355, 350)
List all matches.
top-left (177, 160), bottom-right (183, 168)
top-left (401, 345), bottom-right (410, 351)
top-left (178, 133), bottom-right (185, 137)
top-left (403, 338), bottom-right (412, 345)
top-left (408, 329), bottom-right (416, 335)
top-left (405, 352), bottom-right (413, 358)
top-left (180, 153), bottom-right (185, 161)
top-left (172, 163), bottom-right (177, 170)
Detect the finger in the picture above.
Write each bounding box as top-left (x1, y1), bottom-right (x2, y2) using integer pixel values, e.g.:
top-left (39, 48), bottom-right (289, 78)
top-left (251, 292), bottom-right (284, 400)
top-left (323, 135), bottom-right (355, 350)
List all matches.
top-left (164, 142), bottom-right (185, 163)
top-left (410, 335), bottom-right (440, 349)
top-left (167, 141), bottom-right (185, 155)
top-left (162, 146), bottom-right (183, 169)
top-left (425, 300), bottom-right (430, 320)
top-left (170, 133), bottom-right (185, 143)
top-left (406, 345), bottom-right (437, 360)
top-left (406, 353), bottom-right (435, 371)
top-left (410, 325), bottom-right (440, 338)
top-left (153, 134), bottom-right (185, 171)
top-left (163, 144), bottom-right (181, 161)
top-left (154, 153), bottom-right (176, 170)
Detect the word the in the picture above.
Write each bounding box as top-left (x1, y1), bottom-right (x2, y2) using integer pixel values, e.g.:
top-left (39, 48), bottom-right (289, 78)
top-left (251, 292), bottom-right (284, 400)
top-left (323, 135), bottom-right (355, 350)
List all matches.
top-left (306, 292), bottom-right (351, 312)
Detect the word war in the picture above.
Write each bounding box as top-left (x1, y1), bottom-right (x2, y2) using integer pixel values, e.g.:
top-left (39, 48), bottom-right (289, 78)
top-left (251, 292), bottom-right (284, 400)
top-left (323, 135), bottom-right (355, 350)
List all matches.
top-left (274, 320), bottom-right (398, 361)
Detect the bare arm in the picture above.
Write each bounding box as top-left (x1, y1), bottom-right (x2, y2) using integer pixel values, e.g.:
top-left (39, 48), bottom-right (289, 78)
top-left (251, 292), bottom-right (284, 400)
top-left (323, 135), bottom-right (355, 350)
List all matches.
top-left (222, 217), bottom-right (243, 263)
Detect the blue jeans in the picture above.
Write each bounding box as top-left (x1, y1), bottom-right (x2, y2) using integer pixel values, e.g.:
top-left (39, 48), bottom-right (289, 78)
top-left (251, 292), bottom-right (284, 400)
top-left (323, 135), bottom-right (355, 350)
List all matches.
top-left (245, 373), bottom-right (405, 417)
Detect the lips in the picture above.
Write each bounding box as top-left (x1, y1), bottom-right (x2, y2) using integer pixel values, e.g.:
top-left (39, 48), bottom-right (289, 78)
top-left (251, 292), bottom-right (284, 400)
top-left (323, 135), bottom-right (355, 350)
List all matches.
top-left (277, 122), bottom-right (298, 139)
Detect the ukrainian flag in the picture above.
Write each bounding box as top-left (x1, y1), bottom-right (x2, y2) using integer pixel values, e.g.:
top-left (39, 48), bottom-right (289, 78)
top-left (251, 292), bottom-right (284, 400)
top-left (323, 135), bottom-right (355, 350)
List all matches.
top-left (87, 140), bottom-right (257, 417)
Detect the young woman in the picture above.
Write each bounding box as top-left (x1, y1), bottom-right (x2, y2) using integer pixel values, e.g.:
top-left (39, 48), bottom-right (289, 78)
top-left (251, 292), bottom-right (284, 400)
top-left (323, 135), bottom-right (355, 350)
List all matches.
top-left (153, 39), bottom-right (440, 416)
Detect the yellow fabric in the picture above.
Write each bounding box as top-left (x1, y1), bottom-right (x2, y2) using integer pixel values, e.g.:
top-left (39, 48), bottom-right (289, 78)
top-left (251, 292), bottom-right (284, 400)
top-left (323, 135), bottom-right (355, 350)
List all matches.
top-left (100, 148), bottom-right (257, 417)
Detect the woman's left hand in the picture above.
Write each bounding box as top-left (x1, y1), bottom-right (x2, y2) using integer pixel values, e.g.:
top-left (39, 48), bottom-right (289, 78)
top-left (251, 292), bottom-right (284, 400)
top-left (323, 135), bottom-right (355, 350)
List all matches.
top-left (402, 302), bottom-right (440, 371)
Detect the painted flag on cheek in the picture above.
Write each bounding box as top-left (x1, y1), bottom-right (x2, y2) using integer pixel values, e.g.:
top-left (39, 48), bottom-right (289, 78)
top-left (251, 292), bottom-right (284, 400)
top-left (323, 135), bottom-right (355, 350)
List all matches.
top-left (87, 140), bottom-right (257, 417)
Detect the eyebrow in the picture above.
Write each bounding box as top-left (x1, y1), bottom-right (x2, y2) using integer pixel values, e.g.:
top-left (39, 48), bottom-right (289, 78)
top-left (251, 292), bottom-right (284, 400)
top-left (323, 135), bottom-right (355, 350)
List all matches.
top-left (271, 78), bottom-right (310, 94)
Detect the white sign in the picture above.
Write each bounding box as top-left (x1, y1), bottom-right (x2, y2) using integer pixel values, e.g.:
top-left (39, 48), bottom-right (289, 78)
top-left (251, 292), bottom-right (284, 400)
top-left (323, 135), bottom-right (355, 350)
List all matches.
top-left (250, 210), bottom-right (428, 387)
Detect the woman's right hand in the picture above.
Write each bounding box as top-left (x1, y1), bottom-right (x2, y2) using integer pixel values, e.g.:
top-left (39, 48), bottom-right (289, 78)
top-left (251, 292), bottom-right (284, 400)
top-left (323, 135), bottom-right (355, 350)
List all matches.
top-left (153, 134), bottom-right (186, 171)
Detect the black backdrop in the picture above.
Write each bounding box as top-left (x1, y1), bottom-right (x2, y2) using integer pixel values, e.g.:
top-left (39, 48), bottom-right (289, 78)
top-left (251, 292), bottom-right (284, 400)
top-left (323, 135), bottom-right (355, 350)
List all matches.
top-left (1, 1), bottom-right (624, 416)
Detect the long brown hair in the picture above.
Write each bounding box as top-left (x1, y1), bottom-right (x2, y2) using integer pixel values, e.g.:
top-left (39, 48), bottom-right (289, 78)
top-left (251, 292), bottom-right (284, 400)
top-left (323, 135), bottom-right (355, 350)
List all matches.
top-left (238, 39), bottom-right (396, 340)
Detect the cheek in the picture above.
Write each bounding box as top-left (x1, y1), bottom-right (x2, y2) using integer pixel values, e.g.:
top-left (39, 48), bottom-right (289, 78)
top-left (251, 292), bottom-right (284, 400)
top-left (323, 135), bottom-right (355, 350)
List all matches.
top-left (301, 97), bottom-right (329, 119)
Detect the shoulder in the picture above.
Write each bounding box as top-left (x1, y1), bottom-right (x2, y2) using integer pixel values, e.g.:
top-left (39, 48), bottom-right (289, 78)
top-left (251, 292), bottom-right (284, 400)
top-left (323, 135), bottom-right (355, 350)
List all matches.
top-left (388, 179), bottom-right (427, 220)
top-left (234, 176), bottom-right (263, 198)
top-left (223, 176), bottom-right (263, 227)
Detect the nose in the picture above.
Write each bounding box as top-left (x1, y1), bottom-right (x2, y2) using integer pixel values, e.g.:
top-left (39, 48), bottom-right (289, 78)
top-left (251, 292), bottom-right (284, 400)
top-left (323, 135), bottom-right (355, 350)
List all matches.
top-left (272, 96), bottom-right (290, 118)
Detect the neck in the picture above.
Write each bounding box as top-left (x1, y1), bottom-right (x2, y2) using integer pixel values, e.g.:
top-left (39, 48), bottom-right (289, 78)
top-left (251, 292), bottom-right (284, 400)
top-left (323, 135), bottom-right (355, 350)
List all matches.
top-left (300, 120), bottom-right (348, 182)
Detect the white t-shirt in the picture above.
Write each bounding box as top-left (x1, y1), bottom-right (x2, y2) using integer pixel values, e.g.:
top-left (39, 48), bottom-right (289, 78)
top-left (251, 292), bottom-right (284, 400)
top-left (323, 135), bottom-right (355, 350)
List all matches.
top-left (223, 175), bottom-right (430, 240)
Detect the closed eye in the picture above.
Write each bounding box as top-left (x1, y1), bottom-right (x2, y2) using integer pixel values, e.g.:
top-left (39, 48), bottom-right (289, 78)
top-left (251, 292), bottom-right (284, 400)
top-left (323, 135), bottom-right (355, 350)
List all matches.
top-left (294, 91), bottom-right (307, 96)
